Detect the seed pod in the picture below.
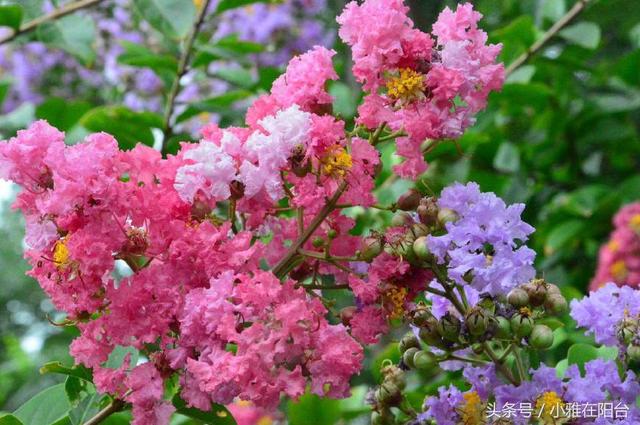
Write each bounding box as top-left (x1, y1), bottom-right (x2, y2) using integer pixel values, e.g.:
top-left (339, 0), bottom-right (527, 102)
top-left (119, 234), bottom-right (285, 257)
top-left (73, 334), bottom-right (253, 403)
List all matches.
top-left (511, 310), bottom-right (534, 338)
top-left (523, 278), bottom-right (548, 307)
top-left (312, 237), bottom-right (325, 248)
top-left (544, 294), bottom-right (568, 315)
top-left (627, 345), bottom-right (640, 363)
top-left (494, 316), bottom-right (512, 340)
top-left (410, 223), bottom-right (430, 238)
top-left (327, 229), bottom-right (338, 239)
top-left (412, 236), bottom-right (431, 260)
top-left (417, 197), bottom-right (438, 226)
top-left (371, 411), bottom-right (384, 425)
top-left (437, 312), bottom-right (461, 341)
top-left (418, 315), bottom-right (443, 347)
top-left (507, 288), bottom-right (529, 308)
top-left (360, 236), bottom-right (383, 262)
top-left (529, 324), bottom-right (554, 350)
top-left (617, 318), bottom-right (638, 345)
top-left (397, 189), bottom-right (421, 211)
top-left (398, 332), bottom-right (420, 354)
top-left (465, 308), bottom-right (489, 336)
top-left (437, 208), bottom-right (458, 226)
top-left (410, 306), bottom-right (432, 327)
top-left (402, 347), bottom-right (419, 368)
top-left (413, 350), bottom-right (436, 370)
top-left (229, 180), bottom-right (246, 200)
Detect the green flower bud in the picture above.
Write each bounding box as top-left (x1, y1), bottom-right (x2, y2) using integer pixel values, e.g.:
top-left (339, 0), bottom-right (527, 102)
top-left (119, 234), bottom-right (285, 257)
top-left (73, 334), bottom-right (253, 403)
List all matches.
top-left (437, 312), bottom-right (461, 341)
top-left (472, 343), bottom-right (484, 355)
top-left (494, 316), bottom-right (512, 340)
top-left (413, 350), bottom-right (437, 370)
top-left (523, 278), bottom-right (548, 307)
top-left (617, 318), bottom-right (638, 345)
top-left (327, 229), bottom-right (338, 239)
top-left (418, 318), bottom-right (444, 347)
top-left (410, 306), bottom-right (432, 327)
top-left (312, 237), bottom-right (325, 248)
top-left (360, 236), bottom-right (383, 262)
top-left (510, 308), bottom-right (534, 338)
top-left (410, 223), bottom-right (430, 238)
top-left (465, 308), bottom-right (489, 336)
top-left (398, 332), bottom-right (420, 354)
top-left (402, 347), bottom-right (419, 368)
top-left (507, 288), bottom-right (529, 308)
top-left (529, 324), bottom-right (554, 350)
top-left (397, 188), bottom-right (421, 211)
top-left (544, 294), bottom-right (568, 315)
top-left (437, 208), bottom-right (458, 226)
top-left (375, 383), bottom-right (402, 406)
top-left (391, 211), bottom-right (413, 227)
top-left (412, 236), bottom-right (431, 261)
top-left (371, 411), bottom-right (384, 425)
top-left (627, 345), bottom-right (640, 363)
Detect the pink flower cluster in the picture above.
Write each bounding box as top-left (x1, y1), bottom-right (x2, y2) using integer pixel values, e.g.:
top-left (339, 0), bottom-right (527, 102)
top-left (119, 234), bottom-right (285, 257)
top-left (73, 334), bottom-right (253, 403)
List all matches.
top-left (338, 0), bottom-right (504, 178)
top-left (0, 1), bottom-right (504, 423)
top-left (591, 202), bottom-right (640, 290)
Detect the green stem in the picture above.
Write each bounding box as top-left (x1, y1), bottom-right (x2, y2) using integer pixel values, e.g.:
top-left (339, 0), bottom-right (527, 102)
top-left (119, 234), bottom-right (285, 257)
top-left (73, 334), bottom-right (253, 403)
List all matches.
top-left (482, 342), bottom-right (519, 385)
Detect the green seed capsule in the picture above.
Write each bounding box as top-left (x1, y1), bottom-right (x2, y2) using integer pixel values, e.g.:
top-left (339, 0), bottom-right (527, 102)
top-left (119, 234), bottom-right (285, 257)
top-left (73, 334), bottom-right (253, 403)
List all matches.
top-left (529, 324), bottom-right (554, 350)
top-left (544, 295), bottom-right (568, 315)
top-left (398, 332), bottom-right (420, 354)
top-left (465, 308), bottom-right (489, 336)
top-left (494, 316), bottom-right (512, 340)
top-left (511, 310), bottom-right (534, 338)
top-left (413, 350), bottom-right (436, 370)
top-left (507, 288), bottom-right (529, 308)
top-left (412, 236), bottom-right (430, 260)
top-left (402, 347), bottom-right (420, 368)
top-left (628, 345), bottom-right (640, 362)
top-left (437, 208), bottom-right (458, 226)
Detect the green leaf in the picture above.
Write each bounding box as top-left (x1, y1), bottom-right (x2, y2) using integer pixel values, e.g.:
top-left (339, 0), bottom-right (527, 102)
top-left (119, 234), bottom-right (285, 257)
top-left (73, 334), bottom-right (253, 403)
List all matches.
top-left (214, 35), bottom-right (265, 54)
top-left (105, 345), bottom-right (140, 369)
top-left (35, 98), bottom-right (93, 132)
top-left (172, 394), bottom-right (236, 424)
top-left (287, 393), bottom-right (341, 425)
top-left (596, 346), bottom-right (618, 361)
top-left (176, 90), bottom-right (252, 123)
top-left (537, 317), bottom-right (565, 330)
top-left (133, 0), bottom-right (196, 39)
top-left (541, 0), bottom-right (565, 21)
top-left (559, 22), bottom-right (601, 49)
top-left (65, 376), bottom-right (93, 406)
top-left (0, 5), bottom-right (22, 31)
top-left (493, 142), bottom-right (520, 173)
top-left (69, 393), bottom-right (100, 425)
top-left (117, 41), bottom-right (178, 73)
top-left (567, 343), bottom-right (598, 375)
top-left (0, 415), bottom-right (24, 425)
top-left (37, 14), bottom-right (96, 65)
top-left (215, 0), bottom-right (268, 14)
top-left (80, 107), bottom-right (163, 150)
top-left (211, 67), bottom-right (255, 89)
top-left (13, 384), bottom-right (70, 425)
top-left (329, 82), bottom-right (358, 119)
top-left (544, 220), bottom-right (584, 256)
top-left (0, 79), bottom-right (11, 107)
top-left (492, 16), bottom-right (536, 64)
top-left (40, 361), bottom-right (93, 382)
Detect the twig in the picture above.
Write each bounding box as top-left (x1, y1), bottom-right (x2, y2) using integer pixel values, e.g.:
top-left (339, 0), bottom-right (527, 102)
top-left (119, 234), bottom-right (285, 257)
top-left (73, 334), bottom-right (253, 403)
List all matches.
top-left (505, 0), bottom-right (590, 76)
top-left (161, 0), bottom-right (212, 154)
top-left (0, 0), bottom-right (103, 46)
top-left (83, 399), bottom-right (125, 425)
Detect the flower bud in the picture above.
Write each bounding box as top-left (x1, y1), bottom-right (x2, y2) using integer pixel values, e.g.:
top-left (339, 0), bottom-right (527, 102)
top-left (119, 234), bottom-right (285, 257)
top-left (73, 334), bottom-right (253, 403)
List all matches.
top-left (412, 236), bottom-right (431, 261)
top-left (510, 308), bottom-right (534, 338)
top-left (627, 345), bottom-right (640, 363)
top-left (398, 332), bottom-right (420, 354)
top-left (229, 180), bottom-right (245, 200)
top-left (417, 197), bottom-right (438, 226)
top-left (410, 305), bottom-right (432, 327)
top-left (391, 211), bottom-right (413, 227)
top-left (418, 322), bottom-right (444, 347)
top-left (339, 306), bottom-right (357, 326)
top-left (327, 229), bottom-right (338, 239)
top-left (617, 318), bottom-right (638, 345)
top-left (493, 316), bottom-right (512, 340)
top-left (437, 208), bottom-right (458, 226)
top-left (507, 288), bottom-right (529, 308)
top-left (413, 350), bottom-right (436, 370)
top-left (360, 236), bottom-right (383, 262)
top-left (397, 189), bottom-right (421, 211)
top-left (465, 308), bottom-right (489, 336)
top-left (312, 237), bottom-right (325, 248)
top-left (544, 294), bottom-right (568, 315)
top-left (529, 324), bottom-right (554, 350)
top-left (437, 312), bottom-right (461, 341)
top-left (402, 347), bottom-right (419, 368)
top-left (375, 383), bottom-right (402, 406)
top-left (523, 278), bottom-right (547, 307)
top-left (472, 343), bottom-right (484, 355)
top-left (410, 223), bottom-right (430, 238)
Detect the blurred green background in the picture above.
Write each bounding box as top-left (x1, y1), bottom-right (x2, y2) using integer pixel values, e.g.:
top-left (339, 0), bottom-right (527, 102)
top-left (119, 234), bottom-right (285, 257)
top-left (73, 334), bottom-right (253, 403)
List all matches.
top-left (0, 0), bottom-right (639, 423)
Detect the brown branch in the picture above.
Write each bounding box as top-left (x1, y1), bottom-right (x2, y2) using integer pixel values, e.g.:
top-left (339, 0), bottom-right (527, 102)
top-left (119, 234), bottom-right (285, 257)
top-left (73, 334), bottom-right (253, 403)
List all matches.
top-left (161, 0), bottom-right (212, 154)
top-left (83, 399), bottom-right (125, 425)
top-left (505, 0), bottom-right (590, 76)
top-left (0, 0), bottom-right (104, 46)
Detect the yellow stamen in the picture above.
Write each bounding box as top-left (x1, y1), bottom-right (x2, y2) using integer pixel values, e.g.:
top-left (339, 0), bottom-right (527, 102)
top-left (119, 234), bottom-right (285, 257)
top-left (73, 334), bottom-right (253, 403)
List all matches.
top-left (321, 146), bottom-right (352, 177)
top-left (257, 417), bottom-right (272, 425)
top-left (608, 239), bottom-right (620, 252)
top-left (459, 391), bottom-right (485, 425)
top-left (386, 68), bottom-right (425, 103)
top-left (193, 0), bottom-right (204, 8)
top-left (630, 214), bottom-right (640, 233)
top-left (519, 306), bottom-right (532, 317)
top-left (535, 391), bottom-right (564, 422)
top-left (53, 239), bottom-right (70, 269)
top-left (385, 286), bottom-right (408, 320)
top-left (611, 260), bottom-right (629, 281)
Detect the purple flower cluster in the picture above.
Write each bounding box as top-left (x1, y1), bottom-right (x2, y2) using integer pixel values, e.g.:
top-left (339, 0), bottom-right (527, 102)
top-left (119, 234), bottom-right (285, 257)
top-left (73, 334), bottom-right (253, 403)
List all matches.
top-left (426, 182), bottom-right (536, 310)
top-left (421, 360), bottom-right (640, 425)
top-left (570, 282), bottom-right (640, 346)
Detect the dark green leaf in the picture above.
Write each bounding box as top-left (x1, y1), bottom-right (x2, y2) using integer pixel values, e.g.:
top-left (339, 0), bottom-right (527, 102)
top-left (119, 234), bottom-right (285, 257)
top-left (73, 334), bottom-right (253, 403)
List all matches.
top-left (37, 14), bottom-right (96, 65)
top-left (0, 79), bottom-right (11, 107)
top-left (65, 376), bottom-right (92, 406)
top-left (69, 393), bottom-right (100, 425)
top-left (0, 5), bottom-right (22, 31)
top-left (13, 384), bottom-right (70, 425)
top-left (117, 41), bottom-right (178, 73)
top-left (287, 393), bottom-right (341, 425)
top-left (567, 343), bottom-right (598, 375)
top-left (40, 361), bottom-right (93, 382)
top-left (35, 98), bottom-right (92, 132)
top-left (172, 394), bottom-right (236, 424)
top-left (176, 90), bottom-right (252, 123)
top-left (0, 415), bottom-right (24, 425)
top-left (214, 35), bottom-right (265, 54)
top-left (80, 107), bottom-right (163, 149)
top-left (133, 0), bottom-right (196, 39)
top-left (544, 220), bottom-right (584, 256)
